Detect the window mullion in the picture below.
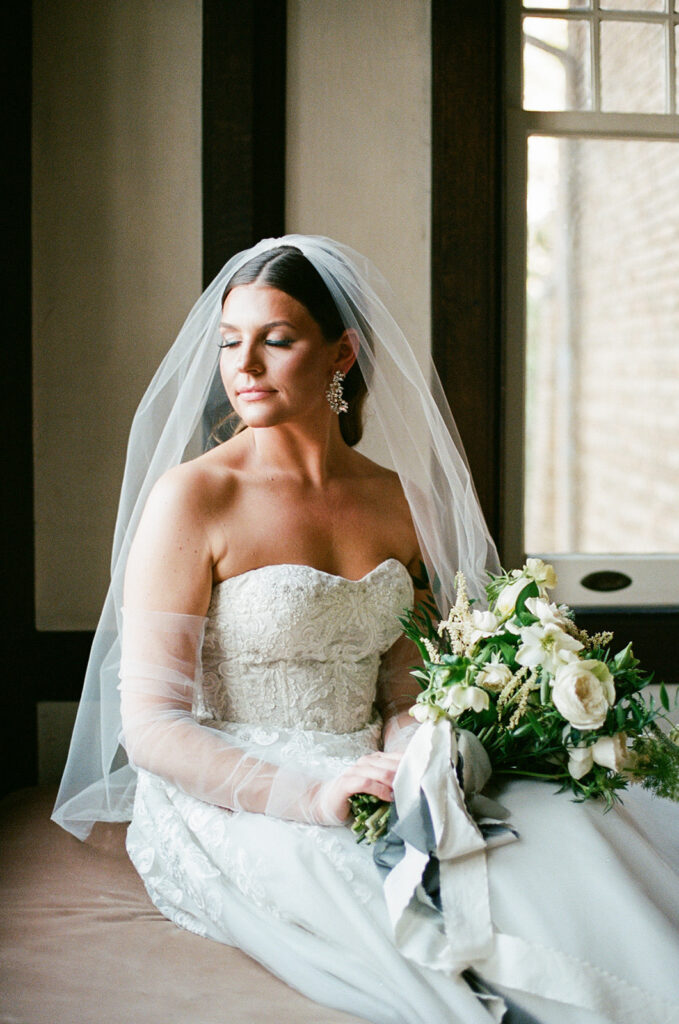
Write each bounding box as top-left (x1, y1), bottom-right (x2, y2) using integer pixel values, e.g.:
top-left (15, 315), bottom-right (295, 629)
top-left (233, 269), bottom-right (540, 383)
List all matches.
top-left (668, 11), bottom-right (677, 116)
top-left (518, 108), bottom-right (679, 140)
top-left (592, 0), bottom-right (601, 113)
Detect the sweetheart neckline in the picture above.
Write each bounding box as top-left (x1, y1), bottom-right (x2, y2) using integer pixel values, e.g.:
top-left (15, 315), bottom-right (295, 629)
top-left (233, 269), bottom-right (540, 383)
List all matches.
top-left (211, 557), bottom-right (410, 591)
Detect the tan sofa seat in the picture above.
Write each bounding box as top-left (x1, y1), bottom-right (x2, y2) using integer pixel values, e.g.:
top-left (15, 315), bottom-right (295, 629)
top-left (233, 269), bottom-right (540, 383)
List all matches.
top-left (0, 787), bottom-right (368, 1024)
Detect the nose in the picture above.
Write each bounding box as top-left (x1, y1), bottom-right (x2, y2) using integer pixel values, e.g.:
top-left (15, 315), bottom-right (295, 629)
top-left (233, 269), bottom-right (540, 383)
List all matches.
top-left (236, 338), bottom-right (263, 375)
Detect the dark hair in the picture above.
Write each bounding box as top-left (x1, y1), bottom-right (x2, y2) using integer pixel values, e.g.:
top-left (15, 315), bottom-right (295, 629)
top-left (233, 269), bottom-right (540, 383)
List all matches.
top-left (219, 245), bottom-right (369, 446)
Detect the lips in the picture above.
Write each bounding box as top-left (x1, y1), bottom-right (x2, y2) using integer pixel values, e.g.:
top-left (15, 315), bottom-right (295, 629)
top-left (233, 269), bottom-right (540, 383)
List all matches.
top-left (236, 387), bottom-right (275, 401)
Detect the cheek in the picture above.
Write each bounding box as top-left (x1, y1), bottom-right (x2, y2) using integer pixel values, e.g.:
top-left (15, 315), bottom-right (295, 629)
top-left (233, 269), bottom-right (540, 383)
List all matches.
top-left (297, 344), bottom-right (337, 381)
top-left (288, 356), bottom-right (329, 390)
top-left (218, 352), bottom-right (233, 396)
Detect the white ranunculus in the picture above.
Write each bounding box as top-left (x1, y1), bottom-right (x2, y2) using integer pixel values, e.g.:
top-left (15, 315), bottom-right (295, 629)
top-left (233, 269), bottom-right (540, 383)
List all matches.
top-left (440, 684), bottom-right (490, 717)
top-left (592, 732), bottom-right (628, 772)
top-left (567, 743), bottom-right (594, 780)
top-left (469, 609), bottom-right (500, 645)
top-left (524, 558), bottom-right (558, 594)
top-left (495, 578), bottom-right (532, 619)
top-left (515, 622), bottom-right (584, 676)
top-left (552, 660), bottom-right (616, 730)
top-left (476, 661), bottom-right (513, 693)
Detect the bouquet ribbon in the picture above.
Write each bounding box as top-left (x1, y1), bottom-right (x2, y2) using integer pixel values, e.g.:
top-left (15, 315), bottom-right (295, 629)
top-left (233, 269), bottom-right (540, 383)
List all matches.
top-left (375, 719), bottom-right (679, 1024)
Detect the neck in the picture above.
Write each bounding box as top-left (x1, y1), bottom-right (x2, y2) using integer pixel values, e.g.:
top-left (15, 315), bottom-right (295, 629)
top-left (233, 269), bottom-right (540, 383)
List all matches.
top-left (246, 417), bottom-right (350, 486)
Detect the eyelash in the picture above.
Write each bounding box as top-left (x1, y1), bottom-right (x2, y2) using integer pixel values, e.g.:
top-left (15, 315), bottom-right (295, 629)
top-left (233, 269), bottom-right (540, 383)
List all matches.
top-left (218, 338), bottom-right (293, 349)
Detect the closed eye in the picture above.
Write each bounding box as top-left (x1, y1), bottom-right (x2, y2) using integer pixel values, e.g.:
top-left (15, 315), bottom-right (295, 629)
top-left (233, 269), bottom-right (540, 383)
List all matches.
top-left (218, 337), bottom-right (294, 349)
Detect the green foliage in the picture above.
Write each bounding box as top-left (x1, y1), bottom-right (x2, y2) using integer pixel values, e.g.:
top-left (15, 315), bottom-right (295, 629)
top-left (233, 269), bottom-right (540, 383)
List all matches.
top-left (630, 729), bottom-right (679, 802)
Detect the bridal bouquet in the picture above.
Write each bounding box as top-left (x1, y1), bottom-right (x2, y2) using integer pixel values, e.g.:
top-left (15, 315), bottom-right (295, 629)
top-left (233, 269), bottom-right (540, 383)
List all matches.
top-left (350, 559), bottom-right (679, 843)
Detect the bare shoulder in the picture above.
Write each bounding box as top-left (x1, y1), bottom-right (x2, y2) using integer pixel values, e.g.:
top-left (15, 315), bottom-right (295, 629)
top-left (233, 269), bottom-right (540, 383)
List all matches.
top-left (145, 433), bottom-right (250, 518)
top-left (123, 442), bottom-right (245, 613)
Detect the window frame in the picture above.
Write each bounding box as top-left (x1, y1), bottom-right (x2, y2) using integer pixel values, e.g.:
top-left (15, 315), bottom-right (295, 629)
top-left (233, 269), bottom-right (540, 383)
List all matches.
top-left (503, 0), bottom-right (679, 611)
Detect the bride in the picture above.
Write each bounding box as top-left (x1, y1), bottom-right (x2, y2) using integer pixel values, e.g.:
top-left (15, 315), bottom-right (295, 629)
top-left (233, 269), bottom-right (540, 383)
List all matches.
top-left (53, 237), bottom-right (679, 1024)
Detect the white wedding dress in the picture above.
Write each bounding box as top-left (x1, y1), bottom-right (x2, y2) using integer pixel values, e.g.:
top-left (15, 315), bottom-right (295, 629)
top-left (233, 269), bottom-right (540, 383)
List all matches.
top-left (126, 560), bottom-right (679, 1024)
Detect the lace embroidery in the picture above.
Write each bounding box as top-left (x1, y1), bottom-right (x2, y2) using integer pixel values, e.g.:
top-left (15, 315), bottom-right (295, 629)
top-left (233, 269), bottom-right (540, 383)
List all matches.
top-left (198, 560), bottom-right (413, 733)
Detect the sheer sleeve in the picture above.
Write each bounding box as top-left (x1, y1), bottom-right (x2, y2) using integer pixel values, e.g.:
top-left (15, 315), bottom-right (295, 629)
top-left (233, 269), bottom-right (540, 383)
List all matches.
top-left (119, 607), bottom-right (350, 824)
top-left (376, 632), bottom-right (421, 753)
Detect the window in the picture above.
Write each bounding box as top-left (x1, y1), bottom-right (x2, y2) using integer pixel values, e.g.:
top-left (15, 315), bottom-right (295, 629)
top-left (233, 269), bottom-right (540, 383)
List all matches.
top-left (504, 0), bottom-right (679, 606)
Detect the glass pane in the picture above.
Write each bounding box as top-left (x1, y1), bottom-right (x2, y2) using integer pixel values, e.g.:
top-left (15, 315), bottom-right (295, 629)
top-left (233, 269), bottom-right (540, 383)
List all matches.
top-left (600, 0), bottom-right (665, 9)
top-left (525, 137), bottom-right (679, 555)
top-left (523, 18), bottom-right (592, 110)
top-left (523, 1), bottom-right (590, 7)
top-left (601, 21), bottom-right (666, 112)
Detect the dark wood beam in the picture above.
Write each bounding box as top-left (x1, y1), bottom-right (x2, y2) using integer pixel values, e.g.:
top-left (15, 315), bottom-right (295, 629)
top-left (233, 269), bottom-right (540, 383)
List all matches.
top-left (202, 0), bottom-right (287, 285)
top-left (431, 0), bottom-right (504, 547)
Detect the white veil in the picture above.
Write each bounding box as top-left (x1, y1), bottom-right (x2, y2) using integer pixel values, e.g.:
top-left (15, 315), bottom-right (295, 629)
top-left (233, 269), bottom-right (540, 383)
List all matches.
top-left (52, 234), bottom-right (499, 839)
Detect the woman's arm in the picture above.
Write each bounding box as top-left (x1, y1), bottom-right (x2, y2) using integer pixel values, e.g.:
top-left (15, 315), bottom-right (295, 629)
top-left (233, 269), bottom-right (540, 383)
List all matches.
top-left (376, 558), bottom-right (431, 753)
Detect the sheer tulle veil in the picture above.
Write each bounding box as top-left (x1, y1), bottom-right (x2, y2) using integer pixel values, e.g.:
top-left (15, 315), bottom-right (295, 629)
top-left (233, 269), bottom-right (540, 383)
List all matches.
top-left (52, 234), bottom-right (499, 839)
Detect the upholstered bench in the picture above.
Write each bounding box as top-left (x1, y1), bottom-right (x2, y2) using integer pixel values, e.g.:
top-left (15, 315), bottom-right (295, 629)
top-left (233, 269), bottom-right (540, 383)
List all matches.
top-left (0, 787), bottom-right (367, 1024)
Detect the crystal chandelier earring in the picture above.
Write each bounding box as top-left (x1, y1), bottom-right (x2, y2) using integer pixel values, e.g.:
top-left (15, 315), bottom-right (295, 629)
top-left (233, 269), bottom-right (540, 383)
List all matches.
top-left (326, 369), bottom-right (348, 414)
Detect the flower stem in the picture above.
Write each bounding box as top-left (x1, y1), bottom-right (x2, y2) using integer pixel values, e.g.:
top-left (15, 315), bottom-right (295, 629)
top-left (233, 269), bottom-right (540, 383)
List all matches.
top-left (499, 768), bottom-right (568, 781)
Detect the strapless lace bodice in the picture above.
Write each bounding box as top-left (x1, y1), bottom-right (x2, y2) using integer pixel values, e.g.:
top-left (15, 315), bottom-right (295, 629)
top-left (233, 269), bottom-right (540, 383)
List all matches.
top-left (197, 559), bottom-right (413, 733)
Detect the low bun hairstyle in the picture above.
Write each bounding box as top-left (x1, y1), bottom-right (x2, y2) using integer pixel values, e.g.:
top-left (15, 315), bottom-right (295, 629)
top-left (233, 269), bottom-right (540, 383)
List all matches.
top-left (219, 245), bottom-right (370, 447)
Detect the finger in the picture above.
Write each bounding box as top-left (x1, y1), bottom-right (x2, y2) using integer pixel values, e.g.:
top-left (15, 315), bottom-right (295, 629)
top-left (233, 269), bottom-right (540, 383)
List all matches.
top-left (354, 779), bottom-right (395, 802)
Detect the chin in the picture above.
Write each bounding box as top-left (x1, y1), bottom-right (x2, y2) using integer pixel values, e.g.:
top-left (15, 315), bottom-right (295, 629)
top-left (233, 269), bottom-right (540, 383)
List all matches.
top-left (236, 405), bottom-right (286, 429)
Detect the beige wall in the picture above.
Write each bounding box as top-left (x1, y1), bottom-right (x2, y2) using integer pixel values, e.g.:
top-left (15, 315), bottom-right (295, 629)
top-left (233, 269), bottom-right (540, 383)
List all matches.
top-left (32, 0), bottom-right (431, 631)
top-left (32, 0), bottom-right (202, 630)
top-left (286, 0), bottom-right (431, 465)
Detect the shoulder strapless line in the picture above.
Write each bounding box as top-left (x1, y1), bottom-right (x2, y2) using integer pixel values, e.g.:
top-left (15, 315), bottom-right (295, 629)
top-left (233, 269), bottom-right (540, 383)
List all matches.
top-left (211, 557), bottom-right (411, 592)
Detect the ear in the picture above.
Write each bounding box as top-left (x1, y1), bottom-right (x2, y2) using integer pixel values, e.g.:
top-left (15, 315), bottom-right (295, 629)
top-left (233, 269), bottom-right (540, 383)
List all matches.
top-left (332, 329), bottom-right (359, 375)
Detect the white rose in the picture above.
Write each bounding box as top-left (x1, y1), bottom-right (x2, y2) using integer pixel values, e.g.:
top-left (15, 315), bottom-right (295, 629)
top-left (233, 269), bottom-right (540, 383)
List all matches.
top-left (567, 743), bottom-right (594, 780)
top-left (440, 684), bottom-right (490, 717)
top-left (552, 660), bottom-right (616, 730)
top-left (515, 622), bottom-right (584, 676)
top-left (592, 732), bottom-right (628, 772)
top-left (476, 662), bottom-right (513, 693)
top-left (495, 577), bottom-right (532, 619)
top-left (524, 558), bottom-right (558, 594)
top-left (469, 609), bottom-right (500, 645)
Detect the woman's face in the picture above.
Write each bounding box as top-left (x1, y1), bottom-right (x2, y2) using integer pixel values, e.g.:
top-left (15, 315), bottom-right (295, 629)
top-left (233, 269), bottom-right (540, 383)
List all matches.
top-left (219, 284), bottom-right (347, 429)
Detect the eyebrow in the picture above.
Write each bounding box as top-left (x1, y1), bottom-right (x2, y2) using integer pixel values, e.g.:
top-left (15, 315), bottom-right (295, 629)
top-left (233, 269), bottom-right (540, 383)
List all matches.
top-left (218, 319), bottom-right (297, 331)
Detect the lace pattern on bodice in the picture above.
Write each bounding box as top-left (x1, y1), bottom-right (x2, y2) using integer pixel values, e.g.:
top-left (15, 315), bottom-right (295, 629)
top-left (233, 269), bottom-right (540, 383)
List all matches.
top-left (196, 559), bottom-right (413, 734)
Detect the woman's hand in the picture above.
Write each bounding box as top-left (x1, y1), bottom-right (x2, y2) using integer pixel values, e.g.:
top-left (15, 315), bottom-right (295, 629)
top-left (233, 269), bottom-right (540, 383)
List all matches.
top-left (309, 751), bottom-right (404, 826)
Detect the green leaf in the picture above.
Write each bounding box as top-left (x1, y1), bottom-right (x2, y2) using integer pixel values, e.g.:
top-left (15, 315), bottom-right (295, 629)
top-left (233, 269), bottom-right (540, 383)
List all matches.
top-left (615, 703), bottom-right (626, 730)
top-left (660, 682), bottom-right (670, 711)
top-left (410, 559), bottom-right (430, 592)
top-left (515, 580), bottom-right (539, 617)
top-left (612, 643), bottom-right (639, 674)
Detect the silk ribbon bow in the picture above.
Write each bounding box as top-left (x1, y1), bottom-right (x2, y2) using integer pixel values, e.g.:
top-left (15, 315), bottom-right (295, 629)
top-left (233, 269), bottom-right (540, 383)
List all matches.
top-left (375, 719), bottom-right (515, 973)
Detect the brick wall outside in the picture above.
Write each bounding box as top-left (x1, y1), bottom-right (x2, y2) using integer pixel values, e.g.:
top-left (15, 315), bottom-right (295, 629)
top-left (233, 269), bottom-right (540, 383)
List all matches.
top-left (524, 20), bottom-right (679, 555)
